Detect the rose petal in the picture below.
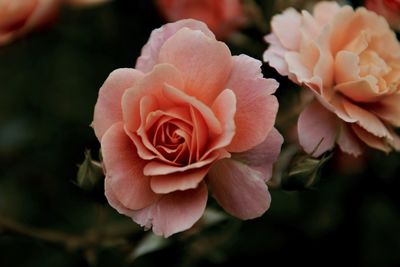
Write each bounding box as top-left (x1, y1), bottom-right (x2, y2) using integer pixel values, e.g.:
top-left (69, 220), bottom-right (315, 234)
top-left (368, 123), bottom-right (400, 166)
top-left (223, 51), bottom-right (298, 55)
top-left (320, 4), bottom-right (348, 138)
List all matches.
top-left (92, 68), bottom-right (144, 141)
top-left (351, 124), bottom-right (391, 153)
top-left (298, 100), bottom-right (338, 157)
top-left (370, 94), bottom-right (400, 127)
top-left (263, 34), bottom-right (290, 76)
top-left (163, 84), bottom-right (222, 135)
top-left (337, 123), bottom-right (363, 156)
top-left (335, 79), bottom-right (382, 103)
top-left (122, 64), bottom-right (184, 133)
top-left (225, 55), bottom-right (279, 152)
top-left (102, 122), bottom-right (159, 210)
top-left (313, 1), bottom-right (341, 24)
top-left (158, 27), bottom-right (232, 104)
top-left (233, 127), bottom-right (283, 181)
top-left (136, 19), bottom-right (215, 73)
top-left (342, 99), bottom-right (392, 139)
top-left (334, 50), bottom-right (360, 83)
top-left (208, 159), bottom-right (271, 220)
top-left (271, 7), bottom-right (302, 51)
top-left (150, 167), bottom-right (209, 194)
top-left (131, 182), bottom-right (208, 237)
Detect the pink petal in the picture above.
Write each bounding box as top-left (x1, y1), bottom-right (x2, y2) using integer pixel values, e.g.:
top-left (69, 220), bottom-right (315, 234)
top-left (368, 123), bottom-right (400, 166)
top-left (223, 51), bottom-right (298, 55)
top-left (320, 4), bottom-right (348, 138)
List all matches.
top-left (131, 182), bottom-right (208, 237)
top-left (162, 84), bottom-right (222, 135)
top-left (351, 124), bottom-right (391, 153)
top-left (104, 177), bottom-right (136, 217)
top-left (143, 151), bottom-right (220, 176)
top-left (122, 64), bottom-right (184, 133)
top-left (285, 52), bottom-right (313, 83)
top-left (342, 99), bottom-right (392, 139)
top-left (298, 100), bottom-right (338, 157)
top-left (203, 89), bottom-right (236, 157)
top-left (92, 68), bottom-right (144, 140)
top-left (158, 27), bottom-right (232, 104)
top-left (150, 167), bottom-right (209, 194)
top-left (101, 122), bottom-right (159, 210)
top-left (136, 19), bottom-right (215, 73)
top-left (263, 34), bottom-right (290, 76)
top-left (208, 159), bottom-right (271, 220)
top-left (225, 55), bottom-right (279, 152)
top-left (233, 128), bottom-right (283, 181)
top-left (337, 123), bottom-right (363, 156)
top-left (271, 8), bottom-right (302, 51)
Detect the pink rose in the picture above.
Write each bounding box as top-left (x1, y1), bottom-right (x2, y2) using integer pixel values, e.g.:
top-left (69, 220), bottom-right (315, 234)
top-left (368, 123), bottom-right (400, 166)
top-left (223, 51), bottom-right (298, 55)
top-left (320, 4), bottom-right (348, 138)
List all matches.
top-left (156, 0), bottom-right (245, 39)
top-left (0, 0), bottom-right (60, 45)
top-left (264, 1), bottom-right (400, 157)
top-left (366, 0), bottom-right (400, 31)
top-left (92, 19), bottom-right (282, 237)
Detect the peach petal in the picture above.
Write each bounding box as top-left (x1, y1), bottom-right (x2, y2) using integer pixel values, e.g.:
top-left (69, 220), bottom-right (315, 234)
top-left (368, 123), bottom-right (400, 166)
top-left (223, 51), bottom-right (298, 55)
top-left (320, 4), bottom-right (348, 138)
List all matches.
top-left (337, 123), bottom-right (363, 157)
top-left (208, 159), bottom-right (271, 220)
top-left (285, 52), bottom-right (313, 83)
top-left (370, 94), bottom-right (400, 127)
top-left (225, 55), bottom-right (279, 152)
top-left (188, 105), bottom-right (207, 163)
top-left (136, 19), bottom-right (215, 73)
top-left (335, 79), bottom-right (381, 103)
top-left (122, 64), bottom-right (184, 133)
top-left (334, 50), bottom-right (360, 84)
top-left (102, 123), bottom-right (159, 210)
top-left (313, 1), bottom-right (341, 24)
top-left (298, 100), bottom-right (338, 157)
top-left (271, 8), bottom-right (302, 51)
top-left (351, 124), bottom-right (391, 153)
top-left (92, 68), bottom-right (144, 141)
top-left (158, 27), bottom-right (232, 104)
top-left (342, 99), bottom-right (392, 139)
top-left (104, 177), bottom-right (136, 217)
top-left (150, 167), bottom-right (209, 194)
top-left (163, 84), bottom-right (222, 135)
top-left (233, 127), bottom-right (283, 181)
top-left (130, 182), bottom-right (208, 237)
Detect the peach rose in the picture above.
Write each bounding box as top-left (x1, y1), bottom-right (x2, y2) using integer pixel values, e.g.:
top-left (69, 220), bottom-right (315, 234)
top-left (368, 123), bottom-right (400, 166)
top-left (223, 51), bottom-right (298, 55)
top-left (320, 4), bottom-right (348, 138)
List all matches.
top-left (264, 1), bottom-right (400, 157)
top-left (0, 0), bottom-right (60, 46)
top-left (156, 0), bottom-right (245, 39)
top-left (366, 0), bottom-right (400, 31)
top-left (92, 19), bottom-right (282, 237)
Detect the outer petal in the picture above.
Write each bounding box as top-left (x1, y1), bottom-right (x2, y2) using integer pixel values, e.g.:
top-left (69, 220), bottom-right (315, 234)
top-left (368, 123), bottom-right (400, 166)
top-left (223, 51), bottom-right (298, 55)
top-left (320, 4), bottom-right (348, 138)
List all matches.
top-left (342, 99), bottom-right (392, 139)
top-left (136, 19), bottom-right (215, 73)
top-left (225, 55), bottom-right (279, 152)
top-left (298, 100), bottom-right (338, 157)
top-left (313, 1), bottom-right (341, 25)
top-left (93, 68), bottom-right (144, 141)
top-left (102, 123), bottom-right (159, 210)
top-left (158, 27), bottom-right (232, 104)
top-left (351, 124), bottom-right (391, 153)
top-left (263, 34), bottom-right (290, 76)
top-left (337, 123), bottom-right (363, 156)
top-left (233, 128), bottom-right (283, 181)
top-left (370, 94), bottom-right (400, 127)
top-left (270, 8), bottom-right (302, 51)
top-left (122, 64), bottom-right (184, 133)
top-left (208, 159), bottom-right (271, 220)
top-left (131, 182), bottom-right (208, 237)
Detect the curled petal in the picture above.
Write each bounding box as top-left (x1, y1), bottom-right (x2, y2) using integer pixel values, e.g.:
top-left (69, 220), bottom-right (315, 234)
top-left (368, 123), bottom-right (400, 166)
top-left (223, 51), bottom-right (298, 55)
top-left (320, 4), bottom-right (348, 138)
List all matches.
top-left (93, 68), bottom-right (144, 140)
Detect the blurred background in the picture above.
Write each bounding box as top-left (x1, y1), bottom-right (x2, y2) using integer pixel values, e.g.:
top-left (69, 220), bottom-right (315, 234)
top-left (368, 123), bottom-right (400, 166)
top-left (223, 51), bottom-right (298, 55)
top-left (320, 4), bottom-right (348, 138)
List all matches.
top-left (1, 0), bottom-right (400, 266)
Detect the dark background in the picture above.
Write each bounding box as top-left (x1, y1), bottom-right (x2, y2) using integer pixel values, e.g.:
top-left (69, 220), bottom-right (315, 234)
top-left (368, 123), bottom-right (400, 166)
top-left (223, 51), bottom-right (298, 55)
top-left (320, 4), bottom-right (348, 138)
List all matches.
top-left (1, 0), bottom-right (400, 266)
